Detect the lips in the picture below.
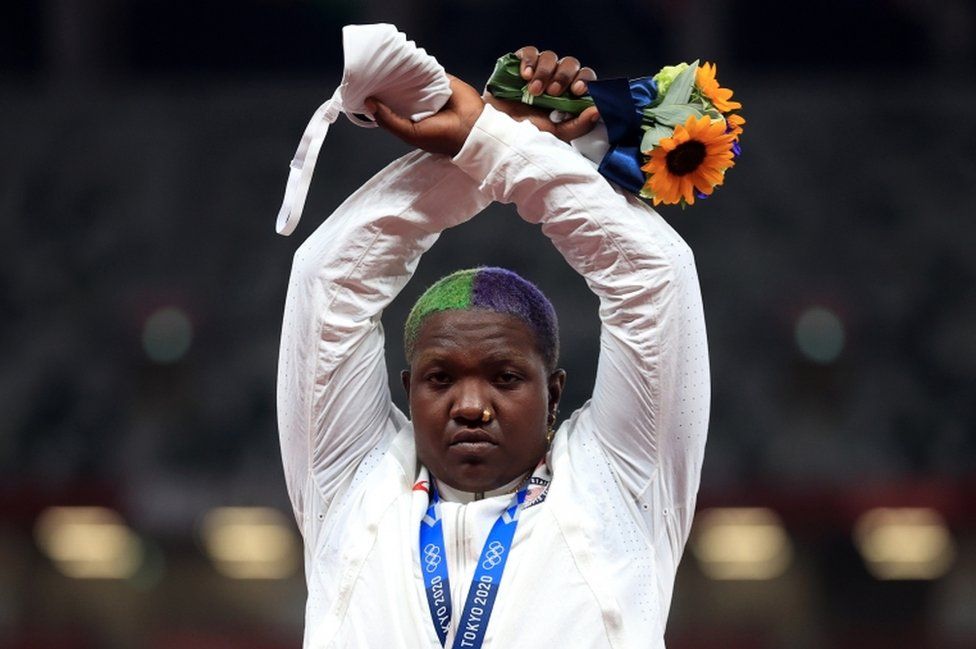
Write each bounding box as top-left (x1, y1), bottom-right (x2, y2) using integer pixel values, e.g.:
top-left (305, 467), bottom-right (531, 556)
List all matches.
top-left (449, 429), bottom-right (498, 446)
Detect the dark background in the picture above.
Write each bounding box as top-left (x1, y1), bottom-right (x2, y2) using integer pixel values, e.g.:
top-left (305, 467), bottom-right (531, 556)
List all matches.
top-left (2, 1), bottom-right (975, 647)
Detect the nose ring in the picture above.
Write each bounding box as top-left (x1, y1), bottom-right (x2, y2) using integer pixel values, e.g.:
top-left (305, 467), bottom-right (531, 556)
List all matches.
top-left (481, 408), bottom-right (493, 423)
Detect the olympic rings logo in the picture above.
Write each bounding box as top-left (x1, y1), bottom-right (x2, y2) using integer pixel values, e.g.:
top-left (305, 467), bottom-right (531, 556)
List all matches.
top-left (481, 540), bottom-right (506, 570)
top-left (423, 543), bottom-right (442, 572)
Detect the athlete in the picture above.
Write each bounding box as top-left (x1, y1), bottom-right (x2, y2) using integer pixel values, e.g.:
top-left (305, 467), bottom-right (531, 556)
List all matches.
top-left (276, 48), bottom-right (710, 648)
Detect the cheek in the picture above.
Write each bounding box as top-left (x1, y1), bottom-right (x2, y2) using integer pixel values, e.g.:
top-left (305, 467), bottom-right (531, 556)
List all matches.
top-left (503, 386), bottom-right (548, 425)
top-left (409, 390), bottom-right (447, 432)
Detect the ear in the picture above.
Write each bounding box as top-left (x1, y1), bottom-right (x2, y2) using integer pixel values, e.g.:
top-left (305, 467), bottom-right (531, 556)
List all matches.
top-left (401, 369), bottom-right (412, 399)
top-left (547, 369), bottom-right (566, 421)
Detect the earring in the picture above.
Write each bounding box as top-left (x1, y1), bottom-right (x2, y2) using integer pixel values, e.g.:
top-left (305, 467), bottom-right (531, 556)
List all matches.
top-left (546, 409), bottom-right (557, 445)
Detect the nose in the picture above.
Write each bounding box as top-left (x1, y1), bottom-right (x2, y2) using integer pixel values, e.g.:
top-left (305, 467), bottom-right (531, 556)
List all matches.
top-left (449, 378), bottom-right (489, 426)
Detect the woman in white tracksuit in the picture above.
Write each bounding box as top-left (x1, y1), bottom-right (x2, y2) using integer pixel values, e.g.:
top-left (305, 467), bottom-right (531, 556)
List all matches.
top-left (277, 61), bottom-right (710, 649)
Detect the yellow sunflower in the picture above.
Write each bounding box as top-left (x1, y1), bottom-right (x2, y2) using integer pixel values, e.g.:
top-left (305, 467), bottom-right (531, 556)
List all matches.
top-left (726, 113), bottom-right (745, 139)
top-left (696, 61), bottom-right (741, 113)
top-left (640, 115), bottom-right (736, 206)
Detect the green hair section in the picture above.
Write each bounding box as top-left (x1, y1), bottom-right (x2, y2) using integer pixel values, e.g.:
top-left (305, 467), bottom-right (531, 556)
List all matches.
top-left (404, 269), bottom-right (476, 359)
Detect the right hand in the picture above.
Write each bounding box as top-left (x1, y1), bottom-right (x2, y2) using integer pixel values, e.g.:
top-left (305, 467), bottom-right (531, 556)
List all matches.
top-left (365, 76), bottom-right (485, 157)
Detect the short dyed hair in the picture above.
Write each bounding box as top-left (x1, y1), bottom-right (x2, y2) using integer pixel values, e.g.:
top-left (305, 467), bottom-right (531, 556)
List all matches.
top-left (404, 267), bottom-right (559, 371)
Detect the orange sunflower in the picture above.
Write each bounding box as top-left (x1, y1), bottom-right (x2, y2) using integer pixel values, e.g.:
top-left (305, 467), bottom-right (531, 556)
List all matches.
top-left (696, 61), bottom-right (741, 113)
top-left (726, 113), bottom-right (745, 139)
top-left (640, 115), bottom-right (736, 206)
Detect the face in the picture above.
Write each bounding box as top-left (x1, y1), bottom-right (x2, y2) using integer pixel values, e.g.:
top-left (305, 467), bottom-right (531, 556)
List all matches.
top-left (402, 309), bottom-right (565, 493)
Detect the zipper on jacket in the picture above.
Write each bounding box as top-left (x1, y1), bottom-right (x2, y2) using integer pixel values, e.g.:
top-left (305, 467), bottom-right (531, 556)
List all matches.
top-left (450, 505), bottom-right (466, 636)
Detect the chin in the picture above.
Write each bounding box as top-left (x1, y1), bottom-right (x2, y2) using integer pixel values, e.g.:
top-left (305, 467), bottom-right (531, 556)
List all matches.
top-left (441, 469), bottom-right (500, 493)
top-left (439, 460), bottom-right (527, 493)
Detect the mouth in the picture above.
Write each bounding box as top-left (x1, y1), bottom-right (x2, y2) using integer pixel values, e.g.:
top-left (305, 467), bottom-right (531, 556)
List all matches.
top-left (449, 429), bottom-right (498, 452)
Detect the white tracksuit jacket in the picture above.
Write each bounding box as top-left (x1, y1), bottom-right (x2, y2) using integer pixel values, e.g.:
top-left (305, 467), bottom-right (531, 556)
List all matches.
top-left (277, 105), bottom-right (710, 648)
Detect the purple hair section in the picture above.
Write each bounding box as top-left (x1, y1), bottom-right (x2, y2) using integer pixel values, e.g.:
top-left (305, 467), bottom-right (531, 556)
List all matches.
top-left (471, 267), bottom-right (559, 370)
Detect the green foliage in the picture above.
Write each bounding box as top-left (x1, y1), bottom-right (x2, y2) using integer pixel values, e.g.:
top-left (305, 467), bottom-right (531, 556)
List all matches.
top-left (485, 53), bottom-right (595, 115)
top-left (645, 104), bottom-right (705, 127)
top-left (641, 123), bottom-right (675, 152)
top-left (640, 61), bottom-right (704, 152)
top-left (652, 62), bottom-right (689, 96)
top-left (659, 60), bottom-right (700, 107)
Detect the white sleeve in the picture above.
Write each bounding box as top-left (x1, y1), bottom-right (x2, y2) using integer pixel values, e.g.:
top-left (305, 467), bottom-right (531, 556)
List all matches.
top-left (451, 105), bottom-right (710, 527)
top-left (277, 150), bottom-right (491, 529)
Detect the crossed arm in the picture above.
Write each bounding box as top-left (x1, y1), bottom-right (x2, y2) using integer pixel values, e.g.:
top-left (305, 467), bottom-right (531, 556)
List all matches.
top-left (277, 59), bottom-right (709, 538)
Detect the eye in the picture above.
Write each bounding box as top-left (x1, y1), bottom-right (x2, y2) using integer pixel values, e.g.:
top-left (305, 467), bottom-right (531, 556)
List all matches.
top-left (494, 371), bottom-right (524, 387)
top-left (424, 371), bottom-right (452, 387)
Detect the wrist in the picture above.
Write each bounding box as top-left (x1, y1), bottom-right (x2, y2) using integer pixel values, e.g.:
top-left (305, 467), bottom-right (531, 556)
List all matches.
top-left (453, 104), bottom-right (486, 155)
top-left (451, 104), bottom-right (519, 179)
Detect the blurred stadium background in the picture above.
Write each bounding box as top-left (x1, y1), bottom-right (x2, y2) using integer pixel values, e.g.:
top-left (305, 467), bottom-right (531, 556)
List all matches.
top-left (2, 0), bottom-right (975, 647)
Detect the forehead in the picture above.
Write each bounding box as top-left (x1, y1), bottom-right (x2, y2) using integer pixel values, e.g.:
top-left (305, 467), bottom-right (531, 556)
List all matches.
top-left (412, 310), bottom-right (543, 366)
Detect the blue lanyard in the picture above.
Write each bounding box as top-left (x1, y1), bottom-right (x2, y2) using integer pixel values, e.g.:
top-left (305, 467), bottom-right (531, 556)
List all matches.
top-left (420, 483), bottom-right (527, 648)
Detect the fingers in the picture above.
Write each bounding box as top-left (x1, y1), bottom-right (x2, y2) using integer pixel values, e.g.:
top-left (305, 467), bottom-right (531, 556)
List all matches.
top-left (552, 106), bottom-right (601, 142)
top-left (548, 56), bottom-right (580, 96)
top-left (571, 66), bottom-right (597, 96)
top-left (365, 97), bottom-right (418, 144)
top-left (528, 50), bottom-right (558, 96)
top-left (367, 78), bottom-right (485, 157)
top-left (516, 46), bottom-right (539, 80)
top-left (515, 46), bottom-right (596, 97)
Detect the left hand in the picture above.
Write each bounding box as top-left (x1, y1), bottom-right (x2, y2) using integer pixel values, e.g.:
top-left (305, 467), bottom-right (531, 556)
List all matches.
top-left (366, 46), bottom-right (602, 155)
top-left (514, 46), bottom-right (597, 98)
top-left (483, 46), bottom-right (601, 143)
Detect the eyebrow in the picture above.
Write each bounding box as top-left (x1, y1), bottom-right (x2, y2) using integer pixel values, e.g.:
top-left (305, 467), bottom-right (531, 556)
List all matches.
top-left (413, 348), bottom-right (536, 367)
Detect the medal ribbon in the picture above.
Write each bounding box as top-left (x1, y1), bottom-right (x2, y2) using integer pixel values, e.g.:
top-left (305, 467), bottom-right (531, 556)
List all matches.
top-left (419, 484), bottom-right (527, 648)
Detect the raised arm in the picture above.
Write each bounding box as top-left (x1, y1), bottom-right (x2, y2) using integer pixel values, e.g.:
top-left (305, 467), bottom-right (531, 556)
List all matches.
top-left (449, 104), bottom-right (710, 534)
top-left (277, 151), bottom-right (490, 530)
top-left (367, 66), bottom-right (709, 544)
top-left (281, 60), bottom-right (604, 532)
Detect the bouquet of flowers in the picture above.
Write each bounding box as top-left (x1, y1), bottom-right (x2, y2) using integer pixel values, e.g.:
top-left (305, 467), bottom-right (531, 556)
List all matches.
top-left (486, 54), bottom-right (745, 207)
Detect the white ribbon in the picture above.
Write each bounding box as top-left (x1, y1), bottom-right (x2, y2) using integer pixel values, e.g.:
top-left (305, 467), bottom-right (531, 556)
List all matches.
top-left (276, 87), bottom-right (345, 236)
top-left (274, 23), bottom-right (451, 236)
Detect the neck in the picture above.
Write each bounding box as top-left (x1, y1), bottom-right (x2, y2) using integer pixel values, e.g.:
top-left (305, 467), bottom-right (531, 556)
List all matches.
top-left (434, 472), bottom-right (528, 504)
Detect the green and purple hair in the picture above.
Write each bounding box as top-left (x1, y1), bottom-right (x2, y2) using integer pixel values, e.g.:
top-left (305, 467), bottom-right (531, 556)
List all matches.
top-left (404, 267), bottom-right (559, 371)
